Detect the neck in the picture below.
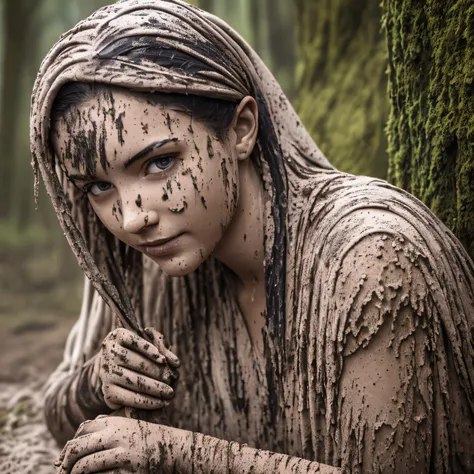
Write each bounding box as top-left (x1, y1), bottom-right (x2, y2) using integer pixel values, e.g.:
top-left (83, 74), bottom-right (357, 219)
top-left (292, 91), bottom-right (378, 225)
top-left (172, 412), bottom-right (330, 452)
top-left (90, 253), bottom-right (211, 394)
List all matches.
top-left (213, 158), bottom-right (265, 292)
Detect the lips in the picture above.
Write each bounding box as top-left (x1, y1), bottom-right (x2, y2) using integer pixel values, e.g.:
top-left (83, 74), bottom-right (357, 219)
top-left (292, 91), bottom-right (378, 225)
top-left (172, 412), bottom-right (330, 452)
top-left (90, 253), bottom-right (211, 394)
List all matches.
top-left (138, 234), bottom-right (181, 248)
top-left (137, 233), bottom-right (184, 257)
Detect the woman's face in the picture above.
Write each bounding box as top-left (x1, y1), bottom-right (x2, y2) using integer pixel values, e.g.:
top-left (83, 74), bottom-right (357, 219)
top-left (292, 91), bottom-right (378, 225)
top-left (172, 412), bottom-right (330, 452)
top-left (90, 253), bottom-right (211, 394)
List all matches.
top-left (52, 89), bottom-right (249, 276)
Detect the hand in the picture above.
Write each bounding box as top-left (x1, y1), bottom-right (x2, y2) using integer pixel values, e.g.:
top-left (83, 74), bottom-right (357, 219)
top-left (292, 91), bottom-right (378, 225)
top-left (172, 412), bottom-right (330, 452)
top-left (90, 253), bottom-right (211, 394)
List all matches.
top-left (54, 416), bottom-right (167, 474)
top-left (97, 327), bottom-right (180, 411)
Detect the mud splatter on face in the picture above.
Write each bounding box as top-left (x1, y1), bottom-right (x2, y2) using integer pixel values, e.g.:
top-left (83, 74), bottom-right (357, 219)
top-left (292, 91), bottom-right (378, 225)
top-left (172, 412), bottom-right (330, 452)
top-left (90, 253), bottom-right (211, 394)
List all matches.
top-left (115, 112), bottom-right (126, 145)
top-left (53, 87), bottom-right (247, 291)
top-left (207, 135), bottom-right (214, 159)
top-left (117, 199), bottom-right (122, 216)
top-left (112, 203), bottom-right (119, 222)
top-left (99, 121), bottom-right (109, 171)
top-left (168, 205), bottom-right (186, 214)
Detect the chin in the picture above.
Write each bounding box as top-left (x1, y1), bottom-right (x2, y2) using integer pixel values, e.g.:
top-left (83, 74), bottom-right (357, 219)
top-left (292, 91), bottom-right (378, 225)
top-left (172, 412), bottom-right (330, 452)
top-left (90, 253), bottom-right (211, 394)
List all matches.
top-left (150, 252), bottom-right (207, 277)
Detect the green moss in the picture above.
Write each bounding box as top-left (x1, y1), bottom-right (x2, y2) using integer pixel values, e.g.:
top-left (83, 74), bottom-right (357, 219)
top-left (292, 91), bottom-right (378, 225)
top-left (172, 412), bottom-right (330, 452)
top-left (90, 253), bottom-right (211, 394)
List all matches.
top-left (295, 0), bottom-right (389, 179)
top-left (383, 0), bottom-right (474, 260)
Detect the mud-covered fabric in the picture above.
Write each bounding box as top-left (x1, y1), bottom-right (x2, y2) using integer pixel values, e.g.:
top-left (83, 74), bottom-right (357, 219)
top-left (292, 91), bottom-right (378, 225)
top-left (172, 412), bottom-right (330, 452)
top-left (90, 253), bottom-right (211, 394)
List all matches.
top-left (31, 1), bottom-right (474, 472)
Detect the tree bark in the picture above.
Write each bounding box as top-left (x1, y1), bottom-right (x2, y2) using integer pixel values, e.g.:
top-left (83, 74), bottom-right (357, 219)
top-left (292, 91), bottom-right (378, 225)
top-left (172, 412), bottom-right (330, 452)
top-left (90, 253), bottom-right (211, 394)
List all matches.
top-left (383, 0), bottom-right (474, 260)
top-left (294, 0), bottom-right (389, 179)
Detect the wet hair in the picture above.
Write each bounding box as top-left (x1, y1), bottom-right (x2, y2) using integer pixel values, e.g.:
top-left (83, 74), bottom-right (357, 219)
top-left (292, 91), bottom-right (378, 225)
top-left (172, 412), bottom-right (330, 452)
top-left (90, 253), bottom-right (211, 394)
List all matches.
top-left (52, 82), bottom-right (239, 141)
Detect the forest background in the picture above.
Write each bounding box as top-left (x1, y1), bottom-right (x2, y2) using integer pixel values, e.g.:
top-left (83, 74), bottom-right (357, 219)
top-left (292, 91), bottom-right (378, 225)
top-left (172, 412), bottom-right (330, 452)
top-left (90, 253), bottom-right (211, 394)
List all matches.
top-left (0, 0), bottom-right (472, 434)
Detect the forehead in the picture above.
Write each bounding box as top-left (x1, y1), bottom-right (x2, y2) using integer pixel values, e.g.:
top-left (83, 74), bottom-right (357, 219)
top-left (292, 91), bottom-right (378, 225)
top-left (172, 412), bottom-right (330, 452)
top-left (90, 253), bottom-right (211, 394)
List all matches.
top-left (54, 88), bottom-right (181, 133)
top-left (51, 88), bottom-right (198, 174)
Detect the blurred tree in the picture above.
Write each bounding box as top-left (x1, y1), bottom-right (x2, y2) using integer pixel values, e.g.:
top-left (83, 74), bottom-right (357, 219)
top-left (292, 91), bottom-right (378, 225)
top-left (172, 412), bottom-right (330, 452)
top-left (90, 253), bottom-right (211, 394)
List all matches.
top-left (197, 0), bottom-right (295, 97)
top-left (383, 0), bottom-right (474, 260)
top-left (198, 0), bottom-right (213, 12)
top-left (295, 0), bottom-right (389, 179)
top-left (265, 0), bottom-right (296, 98)
top-left (0, 0), bottom-right (44, 220)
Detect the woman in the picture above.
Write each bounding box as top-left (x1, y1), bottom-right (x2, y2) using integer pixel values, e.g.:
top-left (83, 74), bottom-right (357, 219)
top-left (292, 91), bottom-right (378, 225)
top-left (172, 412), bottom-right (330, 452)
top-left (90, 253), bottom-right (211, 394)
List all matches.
top-left (30, 0), bottom-right (474, 473)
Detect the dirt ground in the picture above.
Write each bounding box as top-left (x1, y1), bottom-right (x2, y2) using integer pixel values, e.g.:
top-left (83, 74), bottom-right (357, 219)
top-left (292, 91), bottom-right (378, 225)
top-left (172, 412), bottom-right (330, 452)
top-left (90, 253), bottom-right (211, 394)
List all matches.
top-left (0, 308), bottom-right (77, 473)
top-left (0, 248), bottom-right (81, 473)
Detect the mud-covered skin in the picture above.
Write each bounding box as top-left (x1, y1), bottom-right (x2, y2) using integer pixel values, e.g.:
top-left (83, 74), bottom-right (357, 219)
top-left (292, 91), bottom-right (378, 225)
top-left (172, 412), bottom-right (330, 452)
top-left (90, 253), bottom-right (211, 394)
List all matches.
top-left (56, 416), bottom-right (339, 473)
top-left (98, 327), bottom-right (179, 411)
top-left (30, 1), bottom-right (474, 473)
top-left (51, 89), bottom-right (250, 278)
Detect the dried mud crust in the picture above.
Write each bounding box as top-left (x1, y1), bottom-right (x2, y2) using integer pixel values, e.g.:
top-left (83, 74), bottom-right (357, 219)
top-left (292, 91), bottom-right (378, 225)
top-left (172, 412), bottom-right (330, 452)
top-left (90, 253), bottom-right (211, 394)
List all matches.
top-left (0, 316), bottom-right (75, 473)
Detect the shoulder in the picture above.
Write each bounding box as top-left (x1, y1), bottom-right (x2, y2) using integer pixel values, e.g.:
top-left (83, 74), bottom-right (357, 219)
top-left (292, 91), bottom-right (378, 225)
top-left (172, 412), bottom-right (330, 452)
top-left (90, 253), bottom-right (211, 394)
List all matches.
top-left (291, 174), bottom-right (474, 470)
top-left (296, 173), bottom-right (470, 303)
top-left (330, 230), bottom-right (429, 354)
top-left (296, 175), bottom-right (454, 359)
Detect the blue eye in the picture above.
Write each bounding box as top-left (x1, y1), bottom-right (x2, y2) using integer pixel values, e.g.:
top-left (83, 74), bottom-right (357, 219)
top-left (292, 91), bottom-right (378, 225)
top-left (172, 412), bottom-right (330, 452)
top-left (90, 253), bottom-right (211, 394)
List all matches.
top-left (87, 182), bottom-right (113, 196)
top-left (146, 156), bottom-right (176, 175)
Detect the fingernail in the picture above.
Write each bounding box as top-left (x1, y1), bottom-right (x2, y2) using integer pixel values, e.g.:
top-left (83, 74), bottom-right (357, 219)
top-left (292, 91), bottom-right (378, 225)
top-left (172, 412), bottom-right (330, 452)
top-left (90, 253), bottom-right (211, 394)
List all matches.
top-left (166, 352), bottom-right (180, 367)
top-left (53, 459), bottom-right (62, 467)
top-left (164, 386), bottom-right (175, 397)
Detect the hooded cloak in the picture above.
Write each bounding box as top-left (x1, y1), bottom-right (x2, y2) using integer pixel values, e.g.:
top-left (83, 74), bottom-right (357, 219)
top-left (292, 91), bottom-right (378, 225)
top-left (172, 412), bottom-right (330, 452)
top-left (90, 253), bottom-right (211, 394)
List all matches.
top-left (31, 1), bottom-right (474, 472)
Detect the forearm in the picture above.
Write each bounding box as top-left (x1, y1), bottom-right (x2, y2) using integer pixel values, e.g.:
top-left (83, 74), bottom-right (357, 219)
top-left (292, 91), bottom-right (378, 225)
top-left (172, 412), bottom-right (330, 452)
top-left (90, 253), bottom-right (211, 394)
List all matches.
top-left (151, 425), bottom-right (341, 474)
top-left (44, 355), bottom-right (112, 446)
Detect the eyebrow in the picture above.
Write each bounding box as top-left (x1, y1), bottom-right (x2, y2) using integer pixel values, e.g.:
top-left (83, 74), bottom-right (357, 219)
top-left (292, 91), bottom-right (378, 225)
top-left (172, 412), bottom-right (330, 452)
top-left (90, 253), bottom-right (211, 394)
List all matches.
top-left (66, 138), bottom-right (180, 182)
top-left (123, 138), bottom-right (179, 169)
top-left (68, 173), bottom-right (96, 182)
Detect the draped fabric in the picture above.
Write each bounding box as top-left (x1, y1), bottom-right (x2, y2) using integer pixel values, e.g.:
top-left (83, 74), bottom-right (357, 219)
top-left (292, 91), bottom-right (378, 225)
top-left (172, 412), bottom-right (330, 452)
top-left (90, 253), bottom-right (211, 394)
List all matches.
top-left (31, 1), bottom-right (474, 472)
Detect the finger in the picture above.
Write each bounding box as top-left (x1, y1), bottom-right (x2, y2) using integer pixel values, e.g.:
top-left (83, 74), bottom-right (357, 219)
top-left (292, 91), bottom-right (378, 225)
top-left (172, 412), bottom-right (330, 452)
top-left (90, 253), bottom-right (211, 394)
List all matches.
top-left (113, 328), bottom-right (167, 364)
top-left (70, 448), bottom-right (129, 474)
top-left (58, 430), bottom-right (114, 474)
top-left (55, 422), bottom-right (104, 468)
top-left (108, 366), bottom-right (175, 399)
top-left (74, 417), bottom-right (109, 437)
top-left (112, 349), bottom-right (179, 385)
top-left (104, 384), bottom-right (171, 410)
top-left (145, 327), bottom-right (180, 368)
top-left (58, 433), bottom-right (107, 474)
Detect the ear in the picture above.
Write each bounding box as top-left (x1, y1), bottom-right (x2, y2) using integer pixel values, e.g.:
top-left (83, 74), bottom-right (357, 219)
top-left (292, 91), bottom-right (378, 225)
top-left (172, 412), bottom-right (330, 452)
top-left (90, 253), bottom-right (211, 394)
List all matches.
top-left (231, 96), bottom-right (258, 161)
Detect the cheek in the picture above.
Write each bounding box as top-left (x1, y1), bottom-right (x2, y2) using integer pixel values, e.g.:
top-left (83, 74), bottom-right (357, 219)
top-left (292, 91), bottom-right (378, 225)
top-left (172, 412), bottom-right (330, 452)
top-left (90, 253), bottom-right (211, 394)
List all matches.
top-left (161, 175), bottom-right (190, 213)
top-left (91, 199), bottom-right (124, 235)
top-left (215, 152), bottom-right (240, 218)
top-left (193, 151), bottom-right (240, 232)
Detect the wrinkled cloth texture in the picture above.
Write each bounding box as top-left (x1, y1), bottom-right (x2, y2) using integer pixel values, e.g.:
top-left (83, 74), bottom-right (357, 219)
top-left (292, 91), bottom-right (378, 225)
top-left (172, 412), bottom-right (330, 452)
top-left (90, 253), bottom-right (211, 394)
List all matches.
top-left (28, 1), bottom-right (474, 472)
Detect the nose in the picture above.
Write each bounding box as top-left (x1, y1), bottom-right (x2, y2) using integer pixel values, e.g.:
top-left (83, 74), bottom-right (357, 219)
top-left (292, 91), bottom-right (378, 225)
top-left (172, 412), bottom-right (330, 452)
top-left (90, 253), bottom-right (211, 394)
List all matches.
top-left (122, 200), bottom-right (159, 234)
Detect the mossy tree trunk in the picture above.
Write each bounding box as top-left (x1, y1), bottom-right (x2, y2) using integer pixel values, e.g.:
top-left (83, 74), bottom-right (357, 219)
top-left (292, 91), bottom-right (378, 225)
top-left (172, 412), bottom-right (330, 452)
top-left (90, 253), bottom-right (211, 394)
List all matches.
top-left (383, 0), bottom-right (474, 260)
top-left (294, 0), bottom-right (389, 179)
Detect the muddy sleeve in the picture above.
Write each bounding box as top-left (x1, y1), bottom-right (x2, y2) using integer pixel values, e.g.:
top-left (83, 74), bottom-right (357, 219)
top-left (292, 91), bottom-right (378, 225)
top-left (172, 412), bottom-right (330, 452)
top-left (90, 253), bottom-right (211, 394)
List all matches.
top-left (44, 355), bottom-right (113, 446)
top-left (331, 232), bottom-right (434, 473)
